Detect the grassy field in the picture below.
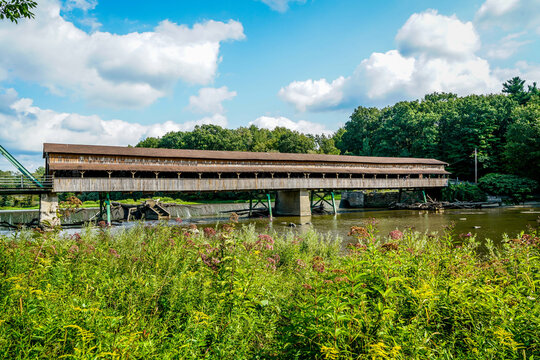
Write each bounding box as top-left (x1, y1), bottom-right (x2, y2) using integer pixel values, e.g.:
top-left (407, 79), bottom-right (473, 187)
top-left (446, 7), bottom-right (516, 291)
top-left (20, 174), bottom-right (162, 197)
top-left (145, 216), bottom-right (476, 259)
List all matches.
top-left (0, 219), bottom-right (538, 359)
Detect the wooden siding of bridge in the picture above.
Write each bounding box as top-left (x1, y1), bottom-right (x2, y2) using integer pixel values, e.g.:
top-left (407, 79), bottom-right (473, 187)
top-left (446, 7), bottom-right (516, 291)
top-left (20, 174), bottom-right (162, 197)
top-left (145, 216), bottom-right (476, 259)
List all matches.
top-left (53, 177), bottom-right (449, 193)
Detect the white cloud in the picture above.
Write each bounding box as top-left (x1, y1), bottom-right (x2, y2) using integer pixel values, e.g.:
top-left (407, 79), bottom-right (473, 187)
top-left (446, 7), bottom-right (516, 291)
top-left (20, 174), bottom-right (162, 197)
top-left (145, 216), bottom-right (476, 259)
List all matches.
top-left (278, 77), bottom-right (346, 112)
top-left (279, 10), bottom-right (510, 111)
top-left (475, 0), bottom-right (540, 30)
top-left (493, 61), bottom-right (540, 85)
top-left (0, 89), bottom-right (229, 162)
top-left (0, 0), bottom-right (245, 108)
top-left (249, 116), bottom-right (331, 135)
top-left (259, 0), bottom-right (306, 12)
top-left (188, 86), bottom-right (237, 114)
top-left (477, 0), bottom-right (520, 18)
top-left (396, 10), bottom-right (480, 59)
top-left (63, 0), bottom-right (97, 11)
top-left (486, 32), bottom-right (531, 59)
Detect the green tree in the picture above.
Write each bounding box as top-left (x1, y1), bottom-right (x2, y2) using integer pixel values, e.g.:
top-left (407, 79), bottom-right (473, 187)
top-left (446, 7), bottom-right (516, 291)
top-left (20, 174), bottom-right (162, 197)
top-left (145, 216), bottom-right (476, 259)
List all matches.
top-left (502, 76), bottom-right (530, 105)
top-left (276, 129), bottom-right (315, 153)
top-left (504, 98), bottom-right (540, 181)
top-left (136, 137), bottom-right (160, 148)
top-left (339, 107), bottom-right (382, 156)
top-left (0, 0), bottom-right (37, 23)
top-left (314, 134), bottom-right (340, 155)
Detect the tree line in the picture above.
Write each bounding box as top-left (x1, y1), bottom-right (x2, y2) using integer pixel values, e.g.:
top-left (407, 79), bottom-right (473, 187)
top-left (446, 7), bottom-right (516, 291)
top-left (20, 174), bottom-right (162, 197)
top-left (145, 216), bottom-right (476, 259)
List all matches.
top-left (138, 77), bottom-right (539, 183)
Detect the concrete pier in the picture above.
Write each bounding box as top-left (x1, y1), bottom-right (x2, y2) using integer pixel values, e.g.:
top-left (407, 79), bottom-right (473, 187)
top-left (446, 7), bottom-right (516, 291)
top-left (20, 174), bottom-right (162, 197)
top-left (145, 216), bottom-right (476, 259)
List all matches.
top-left (39, 193), bottom-right (60, 227)
top-left (275, 190), bottom-right (311, 216)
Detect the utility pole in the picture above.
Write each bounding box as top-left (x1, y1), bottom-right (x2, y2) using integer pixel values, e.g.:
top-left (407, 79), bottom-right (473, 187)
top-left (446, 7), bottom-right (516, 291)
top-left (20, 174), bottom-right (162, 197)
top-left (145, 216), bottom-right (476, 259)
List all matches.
top-left (474, 148), bottom-right (478, 184)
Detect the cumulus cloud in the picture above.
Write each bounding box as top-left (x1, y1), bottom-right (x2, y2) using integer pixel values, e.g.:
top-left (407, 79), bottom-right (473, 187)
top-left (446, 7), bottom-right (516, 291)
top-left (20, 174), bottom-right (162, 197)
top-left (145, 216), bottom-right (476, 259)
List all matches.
top-left (0, 0), bottom-right (245, 108)
top-left (249, 116), bottom-right (332, 135)
top-left (396, 10), bottom-right (480, 59)
top-left (259, 0), bottom-right (306, 12)
top-left (188, 86), bottom-right (237, 114)
top-left (278, 77), bottom-right (346, 112)
top-left (279, 9), bottom-right (509, 111)
top-left (0, 89), bottom-right (228, 161)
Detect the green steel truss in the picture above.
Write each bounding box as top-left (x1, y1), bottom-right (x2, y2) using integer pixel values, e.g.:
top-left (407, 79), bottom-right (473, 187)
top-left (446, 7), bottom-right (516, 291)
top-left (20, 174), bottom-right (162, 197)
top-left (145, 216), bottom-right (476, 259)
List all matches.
top-left (0, 144), bottom-right (44, 188)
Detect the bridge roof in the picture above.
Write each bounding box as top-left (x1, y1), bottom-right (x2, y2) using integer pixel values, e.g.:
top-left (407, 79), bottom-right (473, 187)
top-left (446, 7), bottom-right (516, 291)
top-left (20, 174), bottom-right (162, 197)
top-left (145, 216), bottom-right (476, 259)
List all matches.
top-left (43, 143), bottom-right (448, 166)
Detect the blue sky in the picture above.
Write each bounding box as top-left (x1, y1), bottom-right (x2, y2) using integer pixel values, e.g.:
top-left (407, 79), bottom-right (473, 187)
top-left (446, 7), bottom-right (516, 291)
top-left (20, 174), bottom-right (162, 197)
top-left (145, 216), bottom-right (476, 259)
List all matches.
top-left (0, 0), bottom-right (539, 170)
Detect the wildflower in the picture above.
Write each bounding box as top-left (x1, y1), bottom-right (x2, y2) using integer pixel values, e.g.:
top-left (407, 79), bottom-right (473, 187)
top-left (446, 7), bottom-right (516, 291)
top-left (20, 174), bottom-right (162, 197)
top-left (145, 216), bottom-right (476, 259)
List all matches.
top-left (389, 229), bottom-right (403, 240)
top-left (302, 283), bottom-right (313, 290)
top-left (203, 227), bottom-right (217, 237)
top-left (381, 242), bottom-right (399, 252)
top-left (296, 259), bottom-right (306, 269)
top-left (267, 257), bottom-right (277, 271)
top-left (320, 345), bottom-right (339, 360)
top-left (256, 234), bottom-right (275, 250)
top-left (324, 279), bottom-right (334, 284)
top-left (69, 244), bottom-right (79, 254)
top-left (312, 261), bottom-right (325, 273)
top-left (332, 269), bottom-right (346, 274)
top-left (167, 238), bottom-right (176, 247)
top-left (348, 243), bottom-right (367, 252)
top-left (221, 224), bottom-right (234, 233)
top-left (71, 233), bottom-right (81, 242)
top-left (229, 212), bottom-right (239, 223)
top-left (334, 277), bottom-right (349, 283)
top-left (348, 226), bottom-right (369, 239)
top-left (108, 248), bottom-right (120, 258)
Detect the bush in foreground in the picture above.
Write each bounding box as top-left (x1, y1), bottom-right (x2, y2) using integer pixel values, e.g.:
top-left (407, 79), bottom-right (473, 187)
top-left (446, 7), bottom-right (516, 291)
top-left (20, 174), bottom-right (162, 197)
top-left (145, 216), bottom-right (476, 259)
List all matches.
top-left (0, 221), bottom-right (538, 359)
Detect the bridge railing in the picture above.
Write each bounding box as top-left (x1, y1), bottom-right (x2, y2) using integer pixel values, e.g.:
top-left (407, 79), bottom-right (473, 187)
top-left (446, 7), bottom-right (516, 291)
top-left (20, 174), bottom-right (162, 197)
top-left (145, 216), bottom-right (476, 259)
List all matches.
top-left (0, 175), bottom-right (54, 192)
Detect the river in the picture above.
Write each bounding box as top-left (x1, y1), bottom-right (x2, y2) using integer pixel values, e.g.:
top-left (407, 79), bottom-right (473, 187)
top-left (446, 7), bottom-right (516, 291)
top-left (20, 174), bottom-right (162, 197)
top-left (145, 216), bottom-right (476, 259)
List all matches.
top-left (187, 204), bottom-right (540, 246)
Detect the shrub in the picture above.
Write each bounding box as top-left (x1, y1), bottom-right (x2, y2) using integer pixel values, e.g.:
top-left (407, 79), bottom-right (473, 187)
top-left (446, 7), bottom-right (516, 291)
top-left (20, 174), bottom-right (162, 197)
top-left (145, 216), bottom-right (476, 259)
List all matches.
top-left (478, 173), bottom-right (538, 203)
top-left (0, 223), bottom-right (538, 358)
top-left (442, 182), bottom-right (487, 202)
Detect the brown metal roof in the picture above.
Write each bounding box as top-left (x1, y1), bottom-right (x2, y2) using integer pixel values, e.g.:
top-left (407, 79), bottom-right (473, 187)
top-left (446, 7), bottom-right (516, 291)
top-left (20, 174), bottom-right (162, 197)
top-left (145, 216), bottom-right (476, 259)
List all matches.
top-left (49, 162), bottom-right (450, 175)
top-left (43, 143), bottom-right (448, 166)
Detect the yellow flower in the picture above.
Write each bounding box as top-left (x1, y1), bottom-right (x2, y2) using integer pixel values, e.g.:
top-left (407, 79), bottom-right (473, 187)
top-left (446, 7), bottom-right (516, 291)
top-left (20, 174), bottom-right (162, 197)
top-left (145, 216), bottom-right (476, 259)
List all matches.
top-left (320, 345), bottom-right (339, 360)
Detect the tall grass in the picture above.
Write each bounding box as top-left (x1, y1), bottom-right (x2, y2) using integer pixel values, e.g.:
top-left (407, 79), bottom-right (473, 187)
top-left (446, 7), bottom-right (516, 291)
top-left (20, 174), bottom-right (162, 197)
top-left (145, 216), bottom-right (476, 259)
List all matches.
top-left (0, 220), bottom-right (538, 359)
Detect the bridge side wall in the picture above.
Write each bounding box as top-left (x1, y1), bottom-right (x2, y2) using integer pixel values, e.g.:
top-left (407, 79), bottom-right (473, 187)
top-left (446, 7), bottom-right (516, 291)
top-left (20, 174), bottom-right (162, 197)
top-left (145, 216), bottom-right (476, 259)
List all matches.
top-left (53, 177), bottom-right (448, 193)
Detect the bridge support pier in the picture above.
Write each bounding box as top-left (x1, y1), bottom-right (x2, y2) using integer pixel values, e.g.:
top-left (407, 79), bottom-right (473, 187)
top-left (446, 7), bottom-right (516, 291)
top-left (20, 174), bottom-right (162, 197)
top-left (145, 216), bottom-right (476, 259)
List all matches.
top-left (275, 190), bottom-right (311, 216)
top-left (39, 192), bottom-right (60, 227)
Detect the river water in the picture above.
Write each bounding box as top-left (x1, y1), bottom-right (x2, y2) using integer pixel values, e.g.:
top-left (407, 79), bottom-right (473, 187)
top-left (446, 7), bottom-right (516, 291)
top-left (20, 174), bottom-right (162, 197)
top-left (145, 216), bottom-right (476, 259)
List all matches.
top-left (2, 204), bottom-right (538, 247)
top-left (187, 204), bottom-right (540, 246)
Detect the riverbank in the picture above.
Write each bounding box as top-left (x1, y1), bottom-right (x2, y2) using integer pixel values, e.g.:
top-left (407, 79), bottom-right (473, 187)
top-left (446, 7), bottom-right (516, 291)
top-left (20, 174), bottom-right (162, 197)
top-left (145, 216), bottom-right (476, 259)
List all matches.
top-left (0, 222), bottom-right (538, 358)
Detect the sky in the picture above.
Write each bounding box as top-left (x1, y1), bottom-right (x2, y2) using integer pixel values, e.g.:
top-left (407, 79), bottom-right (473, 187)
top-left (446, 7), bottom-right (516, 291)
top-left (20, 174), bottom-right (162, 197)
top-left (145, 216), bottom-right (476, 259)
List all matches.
top-left (0, 0), bottom-right (539, 170)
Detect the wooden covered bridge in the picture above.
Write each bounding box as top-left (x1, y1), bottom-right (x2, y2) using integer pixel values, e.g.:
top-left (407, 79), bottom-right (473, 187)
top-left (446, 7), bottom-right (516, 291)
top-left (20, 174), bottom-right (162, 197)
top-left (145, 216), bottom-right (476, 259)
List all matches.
top-left (35, 143), bottom-right (449, 223)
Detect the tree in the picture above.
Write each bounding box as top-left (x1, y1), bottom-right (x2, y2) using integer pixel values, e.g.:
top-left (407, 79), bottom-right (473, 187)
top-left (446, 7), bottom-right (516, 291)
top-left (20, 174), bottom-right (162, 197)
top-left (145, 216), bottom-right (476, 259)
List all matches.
top-left (502, 76), bottom-right (530, 105)
top-left (276, 129), bottom-right (315, 153)
top-left (0, 0), bottom-right (37, 23)
top-left (504, 98), bottom-right (540, 181)
top-left (339, 106), bottom-right (382, 156)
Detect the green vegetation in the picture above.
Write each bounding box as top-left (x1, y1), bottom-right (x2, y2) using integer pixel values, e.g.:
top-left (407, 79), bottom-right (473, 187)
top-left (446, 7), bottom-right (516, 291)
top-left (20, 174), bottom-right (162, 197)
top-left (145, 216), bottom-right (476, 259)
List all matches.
top-left (137, 77), bottom-right (540, 186)
top-left (0, 0), bottom-right (37, 23)
top-left (137, 125), bottom-right (339, 155)
top-left (478, 174), bottom-right (538, 203)
top-left (441, 182), bottom-right (487, 202)
top-left (1, 221), bottom-right (538, 359)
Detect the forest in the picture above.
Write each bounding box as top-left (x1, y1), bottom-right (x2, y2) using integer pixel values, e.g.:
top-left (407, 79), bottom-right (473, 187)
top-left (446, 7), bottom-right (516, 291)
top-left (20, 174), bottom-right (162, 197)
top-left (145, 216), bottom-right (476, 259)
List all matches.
top-left (138, 77), bottom-right (540, 183)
